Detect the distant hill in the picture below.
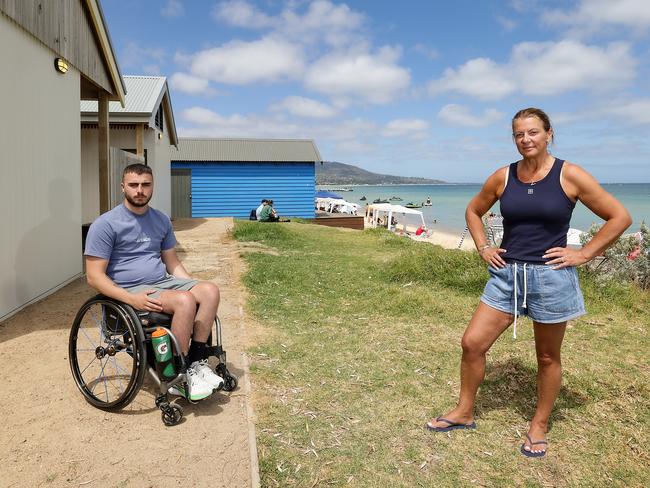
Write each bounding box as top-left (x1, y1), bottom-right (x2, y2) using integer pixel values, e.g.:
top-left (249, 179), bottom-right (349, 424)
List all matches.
top-left (316, 161), bottom-right (445, 185)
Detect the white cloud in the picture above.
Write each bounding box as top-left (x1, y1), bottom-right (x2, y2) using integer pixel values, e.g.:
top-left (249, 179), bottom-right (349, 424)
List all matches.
top-left (170, 72), bottom-right (211, 95)
top-left (181, 107), bottom-right (302, 138)
top-left (428, 40), bottom-right (636, 100)
top-left (381, 118), bottom-right (430, 138)
top-left (305, 46), bottom-right (410, 104)
top-left (438, 104), bottom-right (505, 128)
top-left (429, 58), bottom-right (515, 101)
top-left (280, 0), bottom-right (365, 47)
top-left (558, 99), bottom-right (650, 126)
top-left (161, 0), bottom-right (184, 18)
top-left (604, 98), bottom-right (650, 124)
top-left (543, 0), bottom-right (650, 35)
top-left (512, 41), bottom-right (636, 95)
top-left (271, 96), bottom-right (338, 119)
top-left (212, 0), bottom-right (274, 29)
top-left (190, 37), bottom-right (305, 84)
top-left (213, 0), bottom-right (365, 47)
top-left (180, 107), bottom-right (378, 147)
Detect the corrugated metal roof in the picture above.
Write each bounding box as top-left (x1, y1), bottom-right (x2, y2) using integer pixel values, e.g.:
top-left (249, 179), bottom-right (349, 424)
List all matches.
top-left (173, 138), bottom-right (322, 163)
top-left (80, 76), bottom-right (166, 114)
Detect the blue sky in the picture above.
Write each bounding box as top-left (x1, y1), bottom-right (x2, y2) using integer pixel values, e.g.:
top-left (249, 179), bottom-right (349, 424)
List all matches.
top-left (102, 0), bottom-right (650, 182)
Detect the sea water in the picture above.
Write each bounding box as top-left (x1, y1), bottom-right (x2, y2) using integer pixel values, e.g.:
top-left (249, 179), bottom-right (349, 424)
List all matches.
top-left (323, 183), bottom-right (650, 235)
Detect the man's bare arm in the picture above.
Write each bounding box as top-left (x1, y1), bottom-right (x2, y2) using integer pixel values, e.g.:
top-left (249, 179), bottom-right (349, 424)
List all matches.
top-left (85, 256), bottom-right (163, 311)
top-left (161, 248), bottom-right (192, 279)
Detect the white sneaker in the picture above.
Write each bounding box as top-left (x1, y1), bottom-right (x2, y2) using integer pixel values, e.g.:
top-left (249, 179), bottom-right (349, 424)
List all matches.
top-left (191, 359), bottom-right (224, 390)
top-left (168, 367), bottom-right (213, 401)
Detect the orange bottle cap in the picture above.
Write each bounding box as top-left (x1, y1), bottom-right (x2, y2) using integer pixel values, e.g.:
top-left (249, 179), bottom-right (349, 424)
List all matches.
top-left (151, 327), bottom-right (168, 338)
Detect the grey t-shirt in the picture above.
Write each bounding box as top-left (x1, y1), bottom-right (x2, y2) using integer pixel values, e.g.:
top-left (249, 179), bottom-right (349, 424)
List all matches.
top-left (84, 204), bottom-right (177, 287)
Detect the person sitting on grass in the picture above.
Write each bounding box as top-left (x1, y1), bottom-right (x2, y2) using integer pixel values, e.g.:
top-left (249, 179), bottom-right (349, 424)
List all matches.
top-left (259, 200), bottom-right (291, 222)
top-left (255, 198), bottom-right (269, 220)
top-left (259, 200), bottom-right (279, 222)
top-left (84, 163), bottom-right (224, 402)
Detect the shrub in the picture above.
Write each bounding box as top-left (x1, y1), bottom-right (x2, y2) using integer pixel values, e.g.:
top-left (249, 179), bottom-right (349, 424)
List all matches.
top-left (580, 222), bottom-right (649, 289)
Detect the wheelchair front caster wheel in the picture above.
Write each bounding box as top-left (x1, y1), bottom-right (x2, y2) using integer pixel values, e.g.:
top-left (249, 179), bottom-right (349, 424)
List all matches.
top-left (161, 404), bottom-right (183, 426)
top-left (222, 373), bottom-right (238, 392)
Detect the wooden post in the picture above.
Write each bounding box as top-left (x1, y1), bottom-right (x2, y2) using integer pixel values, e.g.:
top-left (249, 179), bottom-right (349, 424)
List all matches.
top-left (135, 123), bottom-right (144, 158)
top-left (98, 93), bottom-right (110, 213)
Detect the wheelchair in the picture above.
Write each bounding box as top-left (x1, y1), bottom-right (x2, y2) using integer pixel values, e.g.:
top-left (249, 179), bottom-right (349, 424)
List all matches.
top-left (68, 295), bottom-right (238, 426)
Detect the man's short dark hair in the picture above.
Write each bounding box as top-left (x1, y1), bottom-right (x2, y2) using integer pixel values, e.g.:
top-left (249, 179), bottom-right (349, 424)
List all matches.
top-left (123, 163), bottom-right (152, 181)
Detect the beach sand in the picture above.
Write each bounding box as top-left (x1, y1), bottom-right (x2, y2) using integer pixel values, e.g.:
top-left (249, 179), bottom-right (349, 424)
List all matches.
top-left (364, 220), bottom-right (477, 251)
top-left (420, 228), bottom-right (476, 251)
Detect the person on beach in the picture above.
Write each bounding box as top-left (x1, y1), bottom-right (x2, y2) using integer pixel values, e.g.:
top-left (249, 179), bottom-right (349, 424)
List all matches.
top-left (84, 163), bottom-right (224, 401)
top-left (426, 107), bottom-right (631, 457)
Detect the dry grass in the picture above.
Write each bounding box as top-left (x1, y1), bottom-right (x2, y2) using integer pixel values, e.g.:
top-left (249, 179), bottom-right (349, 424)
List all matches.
top-left (234, 221), bottom-right (649, 487)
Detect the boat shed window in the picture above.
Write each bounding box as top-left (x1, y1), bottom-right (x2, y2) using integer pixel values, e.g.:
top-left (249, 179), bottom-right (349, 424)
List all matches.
top-left (155, 104), bottom-right (164, 132)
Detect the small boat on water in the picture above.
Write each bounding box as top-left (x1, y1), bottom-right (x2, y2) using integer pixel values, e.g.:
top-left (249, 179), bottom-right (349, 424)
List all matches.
top-left (373, 198), bottom-right (389, 204)
top-left (332, 187), bottom-right (353, 192)
top-left (360, 196), bottom-right (367, 201)
top-left (423, 196), bottom-right (432, 206)
top-left (389, 196), bottom-right (403, 201)
top-left (404, 202), bottom-right (422, 209)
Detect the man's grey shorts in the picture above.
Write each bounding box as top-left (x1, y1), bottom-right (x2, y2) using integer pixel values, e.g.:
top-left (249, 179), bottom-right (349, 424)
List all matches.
top-left (125, 275), bottom-right (199, 299)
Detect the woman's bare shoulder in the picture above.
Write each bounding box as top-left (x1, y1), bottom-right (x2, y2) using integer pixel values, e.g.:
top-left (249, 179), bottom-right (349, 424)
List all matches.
top-left (561, 160), bottom-right (596, 182)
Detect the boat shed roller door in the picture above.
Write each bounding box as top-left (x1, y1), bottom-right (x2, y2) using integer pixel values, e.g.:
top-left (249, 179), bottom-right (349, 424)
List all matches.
top-left (171, 162), bottom-right (315, 218)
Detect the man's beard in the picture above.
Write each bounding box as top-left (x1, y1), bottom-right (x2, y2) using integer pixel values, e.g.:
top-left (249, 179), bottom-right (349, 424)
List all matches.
top-left (125, 193), bottom-right (152, 207)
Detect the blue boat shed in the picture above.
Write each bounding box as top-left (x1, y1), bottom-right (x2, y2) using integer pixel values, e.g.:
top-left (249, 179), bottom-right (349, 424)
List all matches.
top-left (170, 138), bottom-right (321, 219)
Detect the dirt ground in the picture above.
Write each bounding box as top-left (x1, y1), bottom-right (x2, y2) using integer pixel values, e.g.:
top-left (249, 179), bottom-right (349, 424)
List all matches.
top-left (1, 218), bottom-right (259, 488)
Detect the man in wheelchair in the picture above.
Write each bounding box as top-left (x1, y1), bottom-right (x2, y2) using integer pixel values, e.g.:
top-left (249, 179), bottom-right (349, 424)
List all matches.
top-left (84, 163), bottom-right (223, 401)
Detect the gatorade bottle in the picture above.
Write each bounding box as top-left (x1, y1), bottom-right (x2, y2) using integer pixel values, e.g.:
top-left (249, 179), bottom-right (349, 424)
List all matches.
top-left (151, 328), bottom-right (176, 380)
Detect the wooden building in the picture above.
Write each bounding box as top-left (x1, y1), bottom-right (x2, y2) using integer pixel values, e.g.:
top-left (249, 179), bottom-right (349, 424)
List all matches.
top-left (0, 0), bottom-right (125, 321)
top-left (171, 138), bottom-right (321, 219)
top-left (81, 75), bottom-right (179, 220)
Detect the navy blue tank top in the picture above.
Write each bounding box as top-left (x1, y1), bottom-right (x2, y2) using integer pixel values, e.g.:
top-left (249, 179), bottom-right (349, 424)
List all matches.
top-left (499, 158), bottom-right (575, 264)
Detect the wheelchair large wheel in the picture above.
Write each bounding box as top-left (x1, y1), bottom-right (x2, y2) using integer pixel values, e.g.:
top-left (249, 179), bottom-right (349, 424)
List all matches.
top-left (69, 297), bottom-right (147, 410)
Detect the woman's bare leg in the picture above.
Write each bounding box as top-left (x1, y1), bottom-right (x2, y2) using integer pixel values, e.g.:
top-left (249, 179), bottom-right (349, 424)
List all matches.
top-left (523, 321), bottom-right (566, 453)
top-left (428, 302), bottom-right (513, 427)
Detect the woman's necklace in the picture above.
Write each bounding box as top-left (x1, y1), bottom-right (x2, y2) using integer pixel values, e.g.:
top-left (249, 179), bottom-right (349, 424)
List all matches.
top-left (520, 158), bottom-right (553, 186)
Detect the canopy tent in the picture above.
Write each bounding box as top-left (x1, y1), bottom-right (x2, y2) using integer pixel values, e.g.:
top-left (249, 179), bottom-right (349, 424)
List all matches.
top-left (315, 197), bottom-right (359, 215)
top-left (315, 190), bottom-right (343, 199)
top-left (566, 228), bottom-right (586, 247)
top-left (365, 203), bottom-right (425, 230)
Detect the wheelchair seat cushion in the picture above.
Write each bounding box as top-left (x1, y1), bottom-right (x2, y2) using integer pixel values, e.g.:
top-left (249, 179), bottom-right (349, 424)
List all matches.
top-left (137, 311), bottom-right (173, 327)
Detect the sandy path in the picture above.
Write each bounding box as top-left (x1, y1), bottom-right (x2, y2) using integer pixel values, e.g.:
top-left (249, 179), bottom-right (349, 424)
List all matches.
top-left (1, 218), bottom-right (258, 488)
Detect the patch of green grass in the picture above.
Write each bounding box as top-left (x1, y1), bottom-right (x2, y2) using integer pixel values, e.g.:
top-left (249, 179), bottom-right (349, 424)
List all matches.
top-left (235, 222), bottom-right (650, 487)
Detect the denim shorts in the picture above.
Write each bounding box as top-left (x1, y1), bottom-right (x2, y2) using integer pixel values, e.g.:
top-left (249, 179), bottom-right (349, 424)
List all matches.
top-left (125, 275), bottom-right (198, 299)
top-left (480, 263), bottom-right (585, 324)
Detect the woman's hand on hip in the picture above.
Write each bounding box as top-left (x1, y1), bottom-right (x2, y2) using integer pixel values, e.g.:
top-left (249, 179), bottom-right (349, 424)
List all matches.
top-left (480, 247), bottom-right (507, 268)
top-left (544, 247), bottom-right (589, 269)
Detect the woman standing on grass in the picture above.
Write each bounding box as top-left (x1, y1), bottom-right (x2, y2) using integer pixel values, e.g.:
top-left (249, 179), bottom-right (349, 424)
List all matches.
top-left (426, 107), bottom-right (631, 457)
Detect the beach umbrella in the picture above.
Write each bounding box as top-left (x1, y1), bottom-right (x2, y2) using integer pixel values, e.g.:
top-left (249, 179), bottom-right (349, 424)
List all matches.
top-left (315, 190), bottom-right (343, 199)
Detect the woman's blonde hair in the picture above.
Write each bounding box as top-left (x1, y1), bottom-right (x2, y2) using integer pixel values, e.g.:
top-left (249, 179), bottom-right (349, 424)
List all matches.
top-left (512, 107), bottom-right (554, 143)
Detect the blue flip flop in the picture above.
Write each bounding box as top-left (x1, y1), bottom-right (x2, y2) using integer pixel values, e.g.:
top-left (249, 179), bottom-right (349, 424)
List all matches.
top-left (520, 433), bottom-right (548, 458)
top-left (425, 417), bottom-right (477, 433)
